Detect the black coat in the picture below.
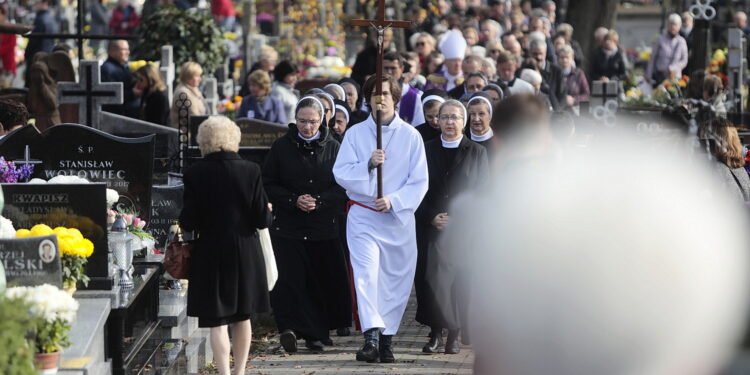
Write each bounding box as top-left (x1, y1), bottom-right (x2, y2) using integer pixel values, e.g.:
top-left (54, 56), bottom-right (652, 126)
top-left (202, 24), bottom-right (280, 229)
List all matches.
top-left (262, 124), bottom-right (346, 241)
top-left (180, 151), bottom-right (273, 322)
top-left (415, 137), bottom-right (489, 328)
top-left (540, 62), bottom-right (566, 111)
top-left (591, 48), bottom-right (628, 82)
top-left (140, 88), bottom-right (169, 125)
top-left (415, 122), bottom-right (441, 143)
top-left (447, 84), bottom-right (466, 100)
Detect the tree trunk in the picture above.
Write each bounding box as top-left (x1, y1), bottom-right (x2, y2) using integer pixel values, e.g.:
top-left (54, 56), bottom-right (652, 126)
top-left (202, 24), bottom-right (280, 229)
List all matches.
top-left (566, 0), bottom-right (619, 72)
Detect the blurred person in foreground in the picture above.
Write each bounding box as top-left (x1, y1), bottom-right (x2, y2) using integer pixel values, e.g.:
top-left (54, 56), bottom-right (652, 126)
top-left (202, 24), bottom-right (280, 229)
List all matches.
top-left (179, 116), bottom-right (273, 375)
top-left (700, 118), bottom-right (750, 202)
top-left (449, 105), bottom-right (750, 374)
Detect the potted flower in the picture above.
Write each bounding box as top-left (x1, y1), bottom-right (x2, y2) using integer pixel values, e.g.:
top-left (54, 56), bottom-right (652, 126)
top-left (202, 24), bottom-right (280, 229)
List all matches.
top-left (16, 224), bottom-right (95, 294)
top-left (0, 156), bottom-right (34, 183)
top-left (5, 284), bottom-right (79, 374)
top-left (115, 211), bottom-right (155, 256)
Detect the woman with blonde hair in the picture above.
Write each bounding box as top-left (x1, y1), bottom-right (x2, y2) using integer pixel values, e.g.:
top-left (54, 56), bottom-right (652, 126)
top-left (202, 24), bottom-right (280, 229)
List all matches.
top-left (134, 63), bottom-right (169, 125)
top-left (238, 70), bottom-right (287, 124)
top-left (180, 115), bottom-right (273, 375)
top-left (170, 61), bottom-right (207, 128)
top-left (701, 118), bottom-right (750, 202)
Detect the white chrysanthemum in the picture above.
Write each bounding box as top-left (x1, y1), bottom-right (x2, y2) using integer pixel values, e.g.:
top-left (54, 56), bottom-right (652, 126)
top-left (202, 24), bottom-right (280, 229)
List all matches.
top-left (27, 178), bottom-right (47, 184)
top-left (48, 175), bottom-right (89, 184)
top-left (106, 189), bottom-right (120, 208)
top-left (6, 284), bottom-right (79, 324)
top-left (0, 215), bottom-right (15, 238)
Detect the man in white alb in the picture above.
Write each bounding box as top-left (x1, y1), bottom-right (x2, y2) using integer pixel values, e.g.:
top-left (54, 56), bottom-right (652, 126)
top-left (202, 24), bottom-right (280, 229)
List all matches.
top-left (333, 74), bottom-right (429, 363)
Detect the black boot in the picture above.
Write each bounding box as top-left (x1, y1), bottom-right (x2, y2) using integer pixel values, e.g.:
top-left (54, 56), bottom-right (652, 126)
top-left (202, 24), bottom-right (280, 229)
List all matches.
top-left (422, 328), bottom-right (444, 353)
top-left (356, 328), bottom-right (380, 362)
top-left (305, 339), bottom-right (325, 352)
top-left (379, 334), bottom-right (395, 363)
top-left (279, 329), bottom-right (298, 353)
top-left (445, 329), bottom-right (460, 354)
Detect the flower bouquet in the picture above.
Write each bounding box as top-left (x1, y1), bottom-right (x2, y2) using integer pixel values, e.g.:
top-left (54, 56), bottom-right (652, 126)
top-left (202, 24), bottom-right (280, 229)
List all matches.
top-left (0, 156), bottom-right (34, 183)
top-left (217, 96), bottom-right (244, 119)
top-left (5, 284), bottom-right (79, 354)
top-left (16, 224), bottom-right (95, 291)
top-left (109, 211), bottom-right (156, 255)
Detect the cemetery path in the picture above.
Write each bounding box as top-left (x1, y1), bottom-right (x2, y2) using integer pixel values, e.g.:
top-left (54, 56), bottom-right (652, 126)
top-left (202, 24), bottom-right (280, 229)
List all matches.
top-left (244, 292), bottom-right (474, 375)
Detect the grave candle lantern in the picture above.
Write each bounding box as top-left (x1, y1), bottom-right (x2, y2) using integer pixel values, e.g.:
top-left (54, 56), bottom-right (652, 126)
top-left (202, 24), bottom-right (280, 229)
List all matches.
top-left (109, 215), bottom-right (134, 288)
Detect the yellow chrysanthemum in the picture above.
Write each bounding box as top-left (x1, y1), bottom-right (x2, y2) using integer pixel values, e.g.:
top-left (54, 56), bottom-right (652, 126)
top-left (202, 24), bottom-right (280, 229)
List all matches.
top-left (15, 229), bottom-right (31, 237)
top-left (30, 224), bottom-right (54, 236)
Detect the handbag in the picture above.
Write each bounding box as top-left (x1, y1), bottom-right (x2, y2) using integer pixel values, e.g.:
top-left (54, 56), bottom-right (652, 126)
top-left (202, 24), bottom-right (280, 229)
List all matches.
top-left (257, 228), bottom-right (278, 291)
top-left (164, 228), bottom-right (192, 280)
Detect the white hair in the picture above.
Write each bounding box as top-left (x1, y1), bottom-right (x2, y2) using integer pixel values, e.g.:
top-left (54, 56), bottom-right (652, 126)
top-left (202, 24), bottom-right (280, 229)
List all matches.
top-left (528, 31), bottom-right (547, 43)
top-left (520, 69), bottom-right (542, 85)
top-left (668, 13), bottom-right (682, 26)
top-left (196, 116), bottom-right (241, 156)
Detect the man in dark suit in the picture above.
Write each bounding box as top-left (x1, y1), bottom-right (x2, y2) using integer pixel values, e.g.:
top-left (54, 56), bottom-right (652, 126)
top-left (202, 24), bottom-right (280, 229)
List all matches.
top-left (529, 38), bottom-right (565, 111)
top-left (101, 40), bottom-right (140, 117)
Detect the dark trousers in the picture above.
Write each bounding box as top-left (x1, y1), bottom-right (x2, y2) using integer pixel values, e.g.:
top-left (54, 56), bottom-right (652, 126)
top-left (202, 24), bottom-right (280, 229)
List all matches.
top-left (269, 236), bottom-right (352, 341)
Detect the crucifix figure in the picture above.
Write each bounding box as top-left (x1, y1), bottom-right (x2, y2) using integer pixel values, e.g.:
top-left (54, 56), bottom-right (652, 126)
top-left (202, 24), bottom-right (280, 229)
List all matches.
top-left (57, 60), bottom-right (124, 128)
top-left (334, 1), bottom-right (429, 365)
top-left (351, 2), bottom-right (411, 198)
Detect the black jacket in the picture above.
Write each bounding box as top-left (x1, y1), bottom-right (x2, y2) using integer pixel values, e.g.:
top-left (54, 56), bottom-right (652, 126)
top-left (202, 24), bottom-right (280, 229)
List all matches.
top-left (591, 47), bottom-right (627, 82)
top-left (141, 88), bottom-right (169, 125)
top-left (180, 151), bottom-right (273, 319)
top-left (416, 136), bottom-right (489, 231)
top-left (447, 84), bottom-right (466, 100)
top-left (415, 122), bottom-right (441, 143)
top-left (263, 124), bottom-right (346, 240)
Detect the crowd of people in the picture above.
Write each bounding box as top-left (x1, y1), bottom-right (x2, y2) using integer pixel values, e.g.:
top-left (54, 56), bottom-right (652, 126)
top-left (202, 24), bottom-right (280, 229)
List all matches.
top-left (2, 1), bottom-right (750, 375)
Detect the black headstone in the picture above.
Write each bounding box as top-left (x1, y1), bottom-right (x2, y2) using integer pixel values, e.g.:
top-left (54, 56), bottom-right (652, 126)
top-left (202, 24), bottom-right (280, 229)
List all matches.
top-left (1, 183), bottom-right (109, 288)
top-left (0, 235), bottom-right (62, 287)
top-left (149, 185), bottom-right (184, 248)
top-left (0, 124), bottom-right (155, 220)
top-left (189, 116), bottom-right (287, 148)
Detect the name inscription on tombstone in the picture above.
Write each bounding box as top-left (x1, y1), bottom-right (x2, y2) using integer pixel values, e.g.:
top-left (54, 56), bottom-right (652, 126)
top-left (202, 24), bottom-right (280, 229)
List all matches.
top-left (0, 124), bottom-right (155, 220)
top-left (1, 183), bottom-right (109, 288)
top-left (149, 185), bottom-right (184, 247)
top-left (0, 235), bottom-right (62, 287)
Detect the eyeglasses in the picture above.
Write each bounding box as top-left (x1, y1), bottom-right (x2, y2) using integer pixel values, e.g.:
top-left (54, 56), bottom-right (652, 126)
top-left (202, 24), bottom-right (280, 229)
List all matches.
top-left (416, 42), bottom-right (426, 46)
top-left (439, 115), bottom-right (464, 122)
top-left (297, 119), bottom-right (320, 125)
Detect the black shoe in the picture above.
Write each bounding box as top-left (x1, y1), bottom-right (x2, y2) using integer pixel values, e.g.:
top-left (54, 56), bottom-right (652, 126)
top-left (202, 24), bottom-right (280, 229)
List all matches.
top-left (305, 340), bottom-right (325, 352)
top-left (321, 338), bottom-right (334, 346)
top-left (445, 330), bottom-right (460, 354)
top-left (379, 335), bottom-right (395, 363)
top-left (280, 330), bottom-right (297, 353)
top-left (356, 342), bottom-right (379, 362)
top-left (336, 327), bottom-right (351, 336)
top-left (422, 335), bottom-right (443, 353)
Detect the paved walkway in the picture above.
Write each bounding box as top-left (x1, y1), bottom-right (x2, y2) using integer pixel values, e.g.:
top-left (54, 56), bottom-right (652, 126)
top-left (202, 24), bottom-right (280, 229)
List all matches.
top-left (245, 292), bottom-right (474, 374)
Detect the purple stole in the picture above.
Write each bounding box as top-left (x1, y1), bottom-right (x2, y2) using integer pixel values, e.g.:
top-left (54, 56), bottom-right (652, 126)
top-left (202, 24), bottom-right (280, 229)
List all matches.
top-left (399, 86), bottom-right (420, 123)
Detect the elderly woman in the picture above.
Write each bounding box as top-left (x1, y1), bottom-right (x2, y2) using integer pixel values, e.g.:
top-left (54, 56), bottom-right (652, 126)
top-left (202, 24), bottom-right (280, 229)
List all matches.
top-left (416, 99), bottom-right (489, 355)
top-left (413, 32), bottom-right (437, 68)
top-left (467, 94), bottom-right (497, 155)
top-left (133, 63), bottom-right (169, 125)
top-left (339, 78), bottom-right (368, 125)
top-left (238, 70), bottom-right (287, 124)
top-left (170, 61), bottom-right (207, 128)
top-left (179, 116), bottom-right (272, 375)
top-left (646, 13), bottom-right (688, 84)
top-left (557, 45), bottom-right (590, 112)
top-left (414, 89), bottom-right (447, 143)
top-left (263, 96), bottom-right (351, 353)
top-left (701, 118), bottom-right (750, 201)
top-left (271, 60), bottom-right (299, 124)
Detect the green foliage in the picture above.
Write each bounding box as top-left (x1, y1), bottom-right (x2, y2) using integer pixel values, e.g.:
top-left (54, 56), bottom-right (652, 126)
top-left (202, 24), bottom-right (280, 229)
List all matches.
top-left (62, 255), bottom-right (90, 289)
top-left (132, 6), bottom-right (227, 74)
top-left (0, 297), bottom-right (36, 375)
top-left (34, 317), bottom-right (72, 354)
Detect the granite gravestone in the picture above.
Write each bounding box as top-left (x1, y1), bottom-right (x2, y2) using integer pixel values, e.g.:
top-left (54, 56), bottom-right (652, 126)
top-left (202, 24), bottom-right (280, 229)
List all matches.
top-left (1, 183), bottom-right (109, 288)
top-left (189, 116), bottom-right (287, 148)
top-left (0, 124), bottom-right (155, 221)
top-left (149, 185), bottom-right (183, 248)
top-left (0, 235), bottom-right (62, 287)
top-left (57, 60), bottom-right (124, 128)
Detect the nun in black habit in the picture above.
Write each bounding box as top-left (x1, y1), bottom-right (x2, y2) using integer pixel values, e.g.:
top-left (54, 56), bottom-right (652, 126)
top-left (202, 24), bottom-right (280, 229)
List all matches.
top-left (263, 96), bottom-right (352, 353)
top-left (415, 99), bottom-right (489, 355)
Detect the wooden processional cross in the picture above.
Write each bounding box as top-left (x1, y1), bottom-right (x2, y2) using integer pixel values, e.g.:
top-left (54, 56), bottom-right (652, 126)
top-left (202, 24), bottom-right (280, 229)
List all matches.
top-left (351, 1), bottom-right (411, 198)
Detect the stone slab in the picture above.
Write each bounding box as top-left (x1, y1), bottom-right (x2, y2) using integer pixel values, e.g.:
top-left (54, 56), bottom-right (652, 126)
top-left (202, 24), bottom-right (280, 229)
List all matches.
top-left (61, 298), bottom-right (111, 375)
top-left (158, 288), bottom-right (188, 328)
